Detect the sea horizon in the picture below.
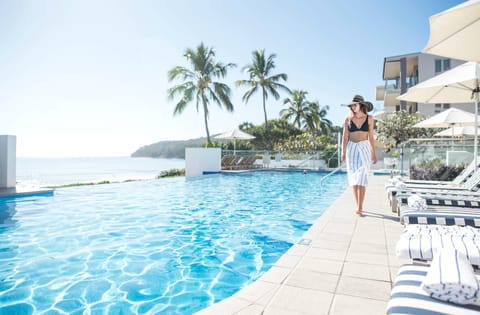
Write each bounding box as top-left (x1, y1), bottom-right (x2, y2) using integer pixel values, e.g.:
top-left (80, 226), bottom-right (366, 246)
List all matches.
top-left (16, 156), bottom-right (186, 187)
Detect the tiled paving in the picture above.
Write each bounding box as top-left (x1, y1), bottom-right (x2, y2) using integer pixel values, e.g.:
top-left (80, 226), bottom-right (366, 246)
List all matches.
top-left (195, 174), bottom-right (409, 315)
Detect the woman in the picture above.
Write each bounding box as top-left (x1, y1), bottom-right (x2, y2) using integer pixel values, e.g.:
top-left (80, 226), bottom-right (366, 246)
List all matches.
top-left (341, 95), bottom-right (378, 216)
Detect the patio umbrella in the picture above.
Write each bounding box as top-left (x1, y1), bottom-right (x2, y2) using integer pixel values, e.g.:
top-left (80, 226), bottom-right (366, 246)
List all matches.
top-left (434, 125), bottom-right (477, 137)
top-left (423, 0), bottom-right (480, 63)
top-left (413, 108), bottom-right (478, 128)
top-left (214, 128), bottom-right (255, 155)
top-left (397, 61), bottom-right (480, 169)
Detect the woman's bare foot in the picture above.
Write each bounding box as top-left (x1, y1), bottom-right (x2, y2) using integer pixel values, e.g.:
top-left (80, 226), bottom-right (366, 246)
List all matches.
top-left (355, 209), bottom-right (363, 216)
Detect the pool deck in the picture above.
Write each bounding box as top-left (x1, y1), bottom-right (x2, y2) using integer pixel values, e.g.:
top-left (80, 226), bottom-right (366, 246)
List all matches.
top-left (195, 174), bottom-right (409, 315)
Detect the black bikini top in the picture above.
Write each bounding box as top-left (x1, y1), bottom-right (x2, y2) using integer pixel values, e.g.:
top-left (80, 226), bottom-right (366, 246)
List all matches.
top-left (348, 115), bottom-right (369, 132)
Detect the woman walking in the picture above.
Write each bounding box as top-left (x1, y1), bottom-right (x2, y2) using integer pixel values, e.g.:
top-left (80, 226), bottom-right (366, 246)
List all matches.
top-left (341, 95), bottom-right (378, 216)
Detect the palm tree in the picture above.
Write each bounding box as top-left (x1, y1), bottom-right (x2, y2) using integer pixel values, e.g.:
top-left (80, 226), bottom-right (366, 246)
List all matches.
top-left (236, 49), bottom-right (290, 134)
top-left (280, 90), bottom-right (332, 135)
top-left (280, 90), bottom-right (310, 129)
top-left (167, 43), bottom-right (236, 144)
top-left (304, 101), bottom-right (332, 135)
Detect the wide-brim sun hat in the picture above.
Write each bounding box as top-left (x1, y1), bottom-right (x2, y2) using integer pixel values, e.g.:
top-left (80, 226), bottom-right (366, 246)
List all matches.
top-left (344, 94), bottom-right (374, 112)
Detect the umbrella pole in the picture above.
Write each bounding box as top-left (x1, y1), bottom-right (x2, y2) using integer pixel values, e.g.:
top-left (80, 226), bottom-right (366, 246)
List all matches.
top-left (233, 139), bottom-right (236, 155)
top-left (475, 95), bottom-right (478, 171)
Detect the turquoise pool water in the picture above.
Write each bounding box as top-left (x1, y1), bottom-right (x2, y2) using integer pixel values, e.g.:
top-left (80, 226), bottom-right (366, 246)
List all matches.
top-left (0, 171), bottom-right (347, 314)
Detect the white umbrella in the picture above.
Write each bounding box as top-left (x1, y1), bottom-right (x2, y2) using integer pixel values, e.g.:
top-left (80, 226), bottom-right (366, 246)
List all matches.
top-left (214, 128), bottom-right (255, 154)
top-left (413, 108), bottom-right (478, 128)
top-left (434, 125), bottom-right (477, 137)
top-left (423, 0), bottom-right (480, 63)
top-left (397, 61), bottom-right (480, 169)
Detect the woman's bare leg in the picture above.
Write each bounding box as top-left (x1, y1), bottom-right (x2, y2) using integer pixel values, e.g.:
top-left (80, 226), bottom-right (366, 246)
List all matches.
top-left (352, 185), bottom-right (360, 214)
top-left (357, 185), bottom-right (366, 214)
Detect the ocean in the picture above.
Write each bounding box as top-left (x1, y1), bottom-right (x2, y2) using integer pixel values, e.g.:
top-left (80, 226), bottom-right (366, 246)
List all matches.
top-left (16, 156), bottom-right (185, 187)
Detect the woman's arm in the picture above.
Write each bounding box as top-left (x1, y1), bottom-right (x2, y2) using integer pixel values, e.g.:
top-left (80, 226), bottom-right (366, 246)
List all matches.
top-left (368, 115), bottom-right (378, 164)
top-left (341, 118), bottom-right (349, 162)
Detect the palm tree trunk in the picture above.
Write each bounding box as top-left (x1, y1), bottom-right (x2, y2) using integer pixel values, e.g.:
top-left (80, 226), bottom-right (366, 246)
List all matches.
top-left (262, 90), bottom-right (271, 149)
top-left (262, 90), bottom-right (268, 129)
top-left (202, 95), bottom-right (211, 144)
top-left (204, 110), bottom-right (210, 144)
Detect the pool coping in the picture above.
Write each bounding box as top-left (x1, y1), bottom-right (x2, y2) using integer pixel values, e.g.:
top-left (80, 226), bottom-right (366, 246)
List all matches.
top-left (194, 174), bottom-right (407, 315)
top-left (0, 187), bottom-right (54, 198)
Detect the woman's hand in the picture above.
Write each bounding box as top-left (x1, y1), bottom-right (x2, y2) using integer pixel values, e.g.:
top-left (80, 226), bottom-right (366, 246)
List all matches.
top-left (341, 153), bottom-right (346, 162)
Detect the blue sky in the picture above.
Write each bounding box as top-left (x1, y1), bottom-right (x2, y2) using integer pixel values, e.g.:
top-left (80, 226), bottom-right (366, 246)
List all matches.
top-left (0, 0), bottom-right (465, 157)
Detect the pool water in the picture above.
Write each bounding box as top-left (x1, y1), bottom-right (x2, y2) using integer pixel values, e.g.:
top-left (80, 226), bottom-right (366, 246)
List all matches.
top-left (0, 171), bottom-right (347, 314)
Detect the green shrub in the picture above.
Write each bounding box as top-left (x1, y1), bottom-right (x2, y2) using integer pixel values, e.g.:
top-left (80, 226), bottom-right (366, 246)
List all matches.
top-left (156, 168), bottom-right (186, 178)
top-left (410, 159), bottom-right (465, 181)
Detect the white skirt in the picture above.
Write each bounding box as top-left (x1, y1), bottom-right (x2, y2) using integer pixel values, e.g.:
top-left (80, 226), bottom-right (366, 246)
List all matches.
top-left (346, 140), bottom-right (371, 186)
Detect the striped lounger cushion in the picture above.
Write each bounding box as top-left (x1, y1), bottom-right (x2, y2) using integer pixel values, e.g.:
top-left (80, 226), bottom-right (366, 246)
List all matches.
top-left (400, 205), bottom-right (480, 227)
top-left (387, 264), bottom-right (480, 314)
top-left (395, 225), bottom-right (480, 266)
top-left (388, 187), bottom-right (479, 200)
top-left (397, 196), bottom-right (480, 208)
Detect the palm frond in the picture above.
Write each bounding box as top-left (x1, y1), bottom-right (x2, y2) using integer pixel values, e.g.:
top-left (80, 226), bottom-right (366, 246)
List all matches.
top-left (242, 84), bottom-right (259, 103)
top-left (172, 85), bottom-right (196, 115)
top-left (168, 66), bottom-right (196, 82)
top-left (266, 85), bottom-right (280, 100)
top-left (212, 83), bottom-right (234, 112)
top-left (167, 82), bottom-right (196, 100)
top-left (268, 73), bottom-right (288, 82)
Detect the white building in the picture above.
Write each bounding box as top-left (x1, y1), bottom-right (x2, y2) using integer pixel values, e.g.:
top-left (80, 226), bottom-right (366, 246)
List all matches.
top-left (376, 52), bottom-right (475, 117)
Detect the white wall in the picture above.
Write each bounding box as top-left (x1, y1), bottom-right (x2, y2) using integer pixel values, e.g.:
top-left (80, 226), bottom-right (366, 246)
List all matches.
top-left (185, 148), bottom-right (221, 177)
top-left (0, 135), bottom-right (16, 188)
top-left (417, 54), bottom-right (473, 116)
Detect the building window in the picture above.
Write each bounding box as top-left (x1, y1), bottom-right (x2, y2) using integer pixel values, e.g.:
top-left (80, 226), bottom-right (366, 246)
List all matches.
top-left (435, 60), bottom-right (442, 73)
top-left (410, 103), bottom-right (418, 113)
top-left (435, 58), bottom-right (452, 73)
top-left (443, 59), bottom-right (451, 71)
top-left (434, 103), bottom-right (450, 113)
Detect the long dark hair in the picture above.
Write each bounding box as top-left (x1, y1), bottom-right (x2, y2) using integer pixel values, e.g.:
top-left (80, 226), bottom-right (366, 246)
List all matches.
top-left (359, 103), bottom-right (368, 114)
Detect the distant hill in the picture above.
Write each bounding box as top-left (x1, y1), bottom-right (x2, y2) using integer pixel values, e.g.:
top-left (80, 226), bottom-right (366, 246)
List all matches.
top-left (131, 137), bottom-right (207, 159)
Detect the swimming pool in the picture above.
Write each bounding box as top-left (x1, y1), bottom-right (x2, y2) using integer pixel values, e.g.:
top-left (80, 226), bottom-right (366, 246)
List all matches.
top-left (0, 170), bottom-right (347, 314)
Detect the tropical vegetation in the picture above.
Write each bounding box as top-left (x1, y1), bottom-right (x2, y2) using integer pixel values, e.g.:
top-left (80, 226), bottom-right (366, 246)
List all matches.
top-left (156, 42), bottom-right (442, 163)
top-left (280, 89), bottom-right (332, 135)
top-left (235, 49), bottom-right (290, 146)
top-left (375, 110), bottom-right (436, 153)
top-left (167, 42), bottom-right (236, 144)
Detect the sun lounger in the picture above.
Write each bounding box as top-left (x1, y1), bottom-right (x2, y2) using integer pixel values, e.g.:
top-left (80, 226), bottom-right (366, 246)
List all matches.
top-left (390, 189), bottom-right (480, 214)
top-left (393, 193), bottom-right (480, 215)
top-left (221, 155), bottom-right (242, 170)
top-left (387, 171), bottom-right (480, 206)
top-left (395, 224), bottom-right (480, 266)
top-left (399, 205), bottom-right (480, 227)
top-left (232, 155), bottom-right (261, 170)
top-left (221, 155), bottom-right (235, 169)
top-left (387, 264), bottom-right (480, 315)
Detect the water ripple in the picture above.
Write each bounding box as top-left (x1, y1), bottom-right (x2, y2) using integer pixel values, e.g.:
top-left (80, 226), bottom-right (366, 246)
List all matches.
top-left (0, 171), bottom-right (346, 314)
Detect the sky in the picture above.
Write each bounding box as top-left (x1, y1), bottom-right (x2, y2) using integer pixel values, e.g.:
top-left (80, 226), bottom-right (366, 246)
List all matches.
top-left (0, 0), bottom-right (466, 157)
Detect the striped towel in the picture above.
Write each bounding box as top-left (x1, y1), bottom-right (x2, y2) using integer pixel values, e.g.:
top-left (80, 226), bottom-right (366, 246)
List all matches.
top-left (402, 224), bottom-right (480, 237)
top-left (396, 225), bottom-right (480, 266)
top-left (422, 248), bottom-right (480, 305)
top-left (407, 194), bottom-right (427, 210)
